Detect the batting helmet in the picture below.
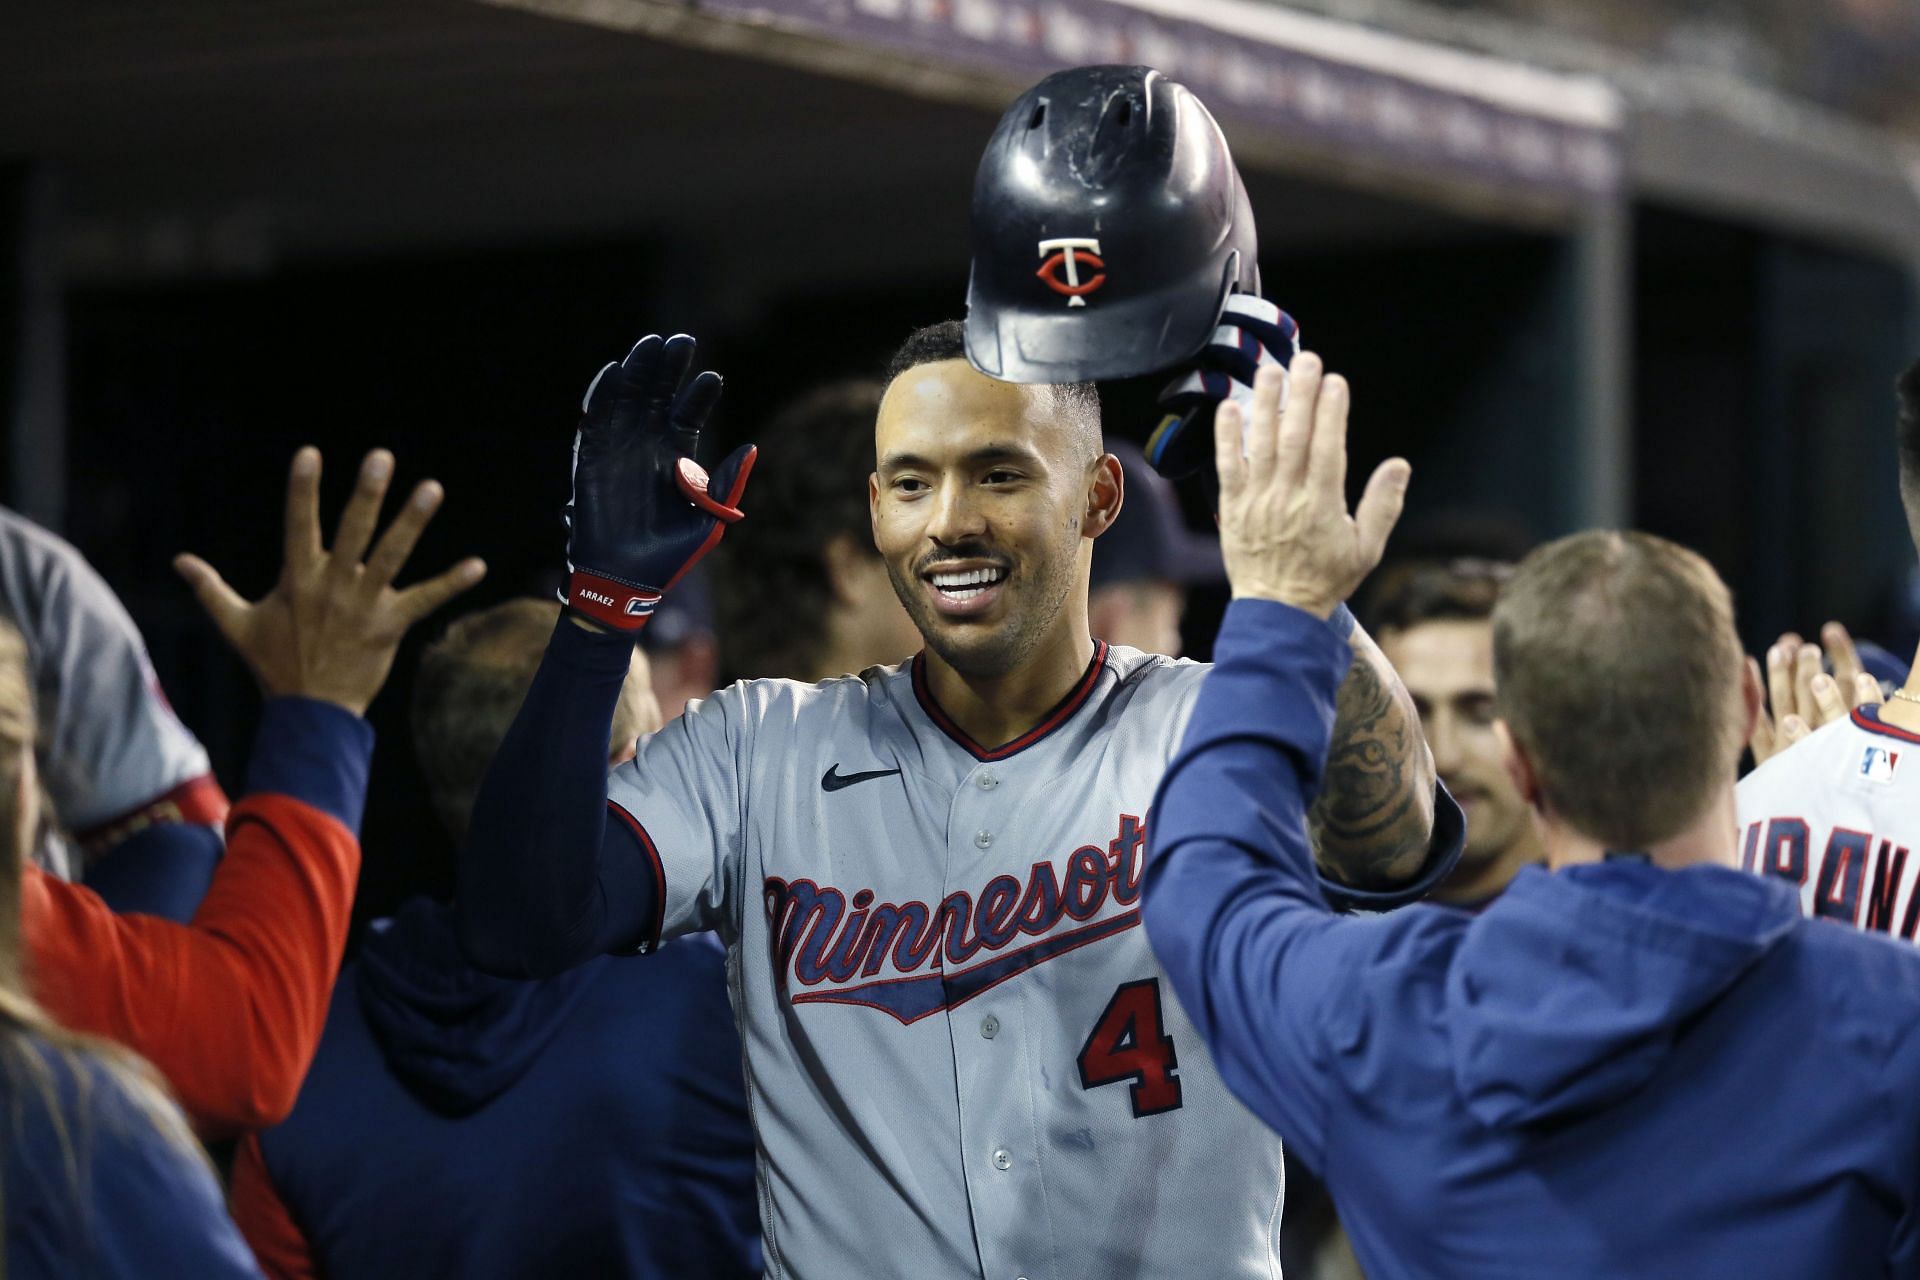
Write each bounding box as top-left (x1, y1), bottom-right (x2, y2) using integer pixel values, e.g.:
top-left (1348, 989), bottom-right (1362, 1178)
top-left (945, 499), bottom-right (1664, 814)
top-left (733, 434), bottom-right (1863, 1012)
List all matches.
top-left (964, 65), bottom-right (1260, 385)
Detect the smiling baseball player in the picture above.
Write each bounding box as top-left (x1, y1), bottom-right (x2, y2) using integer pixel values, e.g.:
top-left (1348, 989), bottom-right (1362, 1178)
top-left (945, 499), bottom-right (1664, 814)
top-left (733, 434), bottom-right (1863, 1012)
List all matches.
top-left (458, 318), bottom-right (1461, 1277)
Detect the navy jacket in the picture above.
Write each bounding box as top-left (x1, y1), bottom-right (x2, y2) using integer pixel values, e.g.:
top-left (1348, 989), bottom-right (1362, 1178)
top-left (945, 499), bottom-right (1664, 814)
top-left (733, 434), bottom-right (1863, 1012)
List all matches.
top-left (1145, 599), bottom-right (1920, 1279)
top-left (240, 898), bottom-right (760, 1279)
top-left (5, 1046), bottom-right (259, 1277)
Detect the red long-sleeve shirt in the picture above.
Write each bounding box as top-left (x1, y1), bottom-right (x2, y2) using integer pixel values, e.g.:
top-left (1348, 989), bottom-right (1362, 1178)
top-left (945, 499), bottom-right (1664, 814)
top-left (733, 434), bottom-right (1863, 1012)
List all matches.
top-left (22, 697), bottom-right (371, 1139)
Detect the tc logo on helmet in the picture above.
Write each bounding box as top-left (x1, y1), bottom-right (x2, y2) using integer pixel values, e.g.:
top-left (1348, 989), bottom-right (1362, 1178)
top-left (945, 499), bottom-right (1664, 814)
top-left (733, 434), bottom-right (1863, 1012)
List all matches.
top-left (1036, 238), bottom-right (1107, 307)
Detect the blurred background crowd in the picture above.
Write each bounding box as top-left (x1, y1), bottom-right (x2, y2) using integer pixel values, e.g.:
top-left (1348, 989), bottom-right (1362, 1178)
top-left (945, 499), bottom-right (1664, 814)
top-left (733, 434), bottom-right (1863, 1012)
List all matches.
top-left (5, 0), bottom-right (1920, 1276)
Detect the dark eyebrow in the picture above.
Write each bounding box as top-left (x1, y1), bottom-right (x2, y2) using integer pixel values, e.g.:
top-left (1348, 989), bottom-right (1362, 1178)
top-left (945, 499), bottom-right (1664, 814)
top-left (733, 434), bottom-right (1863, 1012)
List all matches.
top-left (878, 443), bottom-right (1045, 472)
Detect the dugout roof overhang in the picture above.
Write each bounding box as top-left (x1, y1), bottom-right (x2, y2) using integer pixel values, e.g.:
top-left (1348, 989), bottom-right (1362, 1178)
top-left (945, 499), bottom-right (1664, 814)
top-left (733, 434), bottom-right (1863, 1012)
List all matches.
top-left (0, 0), bottom-right (1577, 294)
top-left (2, 0), bottom-right (1915, 283)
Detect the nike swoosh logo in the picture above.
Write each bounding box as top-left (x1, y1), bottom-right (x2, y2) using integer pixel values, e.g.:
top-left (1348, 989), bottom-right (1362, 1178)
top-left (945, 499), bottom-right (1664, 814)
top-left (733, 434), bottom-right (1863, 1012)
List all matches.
top-left (821, 764), bottom-right (902, 793)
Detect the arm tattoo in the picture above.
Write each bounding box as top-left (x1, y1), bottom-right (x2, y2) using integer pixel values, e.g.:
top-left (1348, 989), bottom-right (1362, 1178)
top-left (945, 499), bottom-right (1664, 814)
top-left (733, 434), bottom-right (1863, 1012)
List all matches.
top-left (1308, 628), bottom-right (1437, 888)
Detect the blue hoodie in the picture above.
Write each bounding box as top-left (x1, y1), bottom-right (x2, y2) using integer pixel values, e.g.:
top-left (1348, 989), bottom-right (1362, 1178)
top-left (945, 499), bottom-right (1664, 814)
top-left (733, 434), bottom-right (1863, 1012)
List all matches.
top-left (249, 898), bottom-right (760, 1278)
top-left (1146, 600), bottom-right (1920, 1279)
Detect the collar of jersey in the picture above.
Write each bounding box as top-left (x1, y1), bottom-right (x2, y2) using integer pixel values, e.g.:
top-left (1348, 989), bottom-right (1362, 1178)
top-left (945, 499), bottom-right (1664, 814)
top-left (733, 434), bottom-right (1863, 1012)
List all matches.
top-left (1853, 703), bottom-right (1920, 744)
top-left (910, 640), bottom-right (1109, 762)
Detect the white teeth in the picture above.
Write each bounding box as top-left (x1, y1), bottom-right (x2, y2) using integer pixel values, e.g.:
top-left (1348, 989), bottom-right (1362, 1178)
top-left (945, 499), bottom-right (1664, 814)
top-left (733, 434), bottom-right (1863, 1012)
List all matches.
top-left (930, 567), bottom-right (1005, 589)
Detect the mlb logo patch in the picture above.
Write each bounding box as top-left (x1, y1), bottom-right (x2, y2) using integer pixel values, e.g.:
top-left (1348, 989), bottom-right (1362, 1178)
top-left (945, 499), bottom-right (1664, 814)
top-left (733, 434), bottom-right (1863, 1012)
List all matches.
top-left (1861, 745), bottom-right (1900, 784)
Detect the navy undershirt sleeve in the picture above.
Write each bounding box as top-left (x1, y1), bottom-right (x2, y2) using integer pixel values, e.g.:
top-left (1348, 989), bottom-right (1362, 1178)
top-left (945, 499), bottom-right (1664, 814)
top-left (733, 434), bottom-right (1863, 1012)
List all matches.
top-left (83, 823), bottom-right (222, 921)
top-left (457, 617), bottom-right (659, 978)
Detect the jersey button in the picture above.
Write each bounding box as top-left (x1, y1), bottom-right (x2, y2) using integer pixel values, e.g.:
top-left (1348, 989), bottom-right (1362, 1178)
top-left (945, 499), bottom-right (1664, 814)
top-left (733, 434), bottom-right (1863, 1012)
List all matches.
top-left (977, 771), bottom-right (999, 790)
top-left (974, 829), bottom-right (994, 849)
top-left (992, 1149), bottom-right (1012, 1171)
top-left (981, 1015), bottom-right (1000, 1039)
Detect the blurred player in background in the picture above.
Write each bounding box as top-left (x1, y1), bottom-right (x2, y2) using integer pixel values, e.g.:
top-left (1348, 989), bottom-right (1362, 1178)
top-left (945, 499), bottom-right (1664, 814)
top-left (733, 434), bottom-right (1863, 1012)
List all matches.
top-left (29, 447), bottom-right (484, 1137)
top-left (232, 598), bottom-right (758, 1280)
top-left (459, 329), bottom-right (1458, 1279)
top-left (1366, 558), bottom-right (1542, 905)
top-left (0, 505), bottom-right (226, 918)
top-left (1086, 440), bottom-right (1222, 658)
top-left (1146, 359), bottom-right (1920, 1277)
top-left (0, 620), bottom-right (259, 1276)
top-left (712, 379), bottom-right (920, 682)
top-left (638, 566), bottom-right (720, 721)
top-left (1737, 358), bottom-right (1920, 939)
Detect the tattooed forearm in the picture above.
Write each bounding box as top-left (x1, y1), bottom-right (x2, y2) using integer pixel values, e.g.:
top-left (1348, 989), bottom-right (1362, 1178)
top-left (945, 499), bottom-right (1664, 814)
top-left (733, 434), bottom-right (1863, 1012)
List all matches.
top-left (1309, 627), bottom-right (1437, 888)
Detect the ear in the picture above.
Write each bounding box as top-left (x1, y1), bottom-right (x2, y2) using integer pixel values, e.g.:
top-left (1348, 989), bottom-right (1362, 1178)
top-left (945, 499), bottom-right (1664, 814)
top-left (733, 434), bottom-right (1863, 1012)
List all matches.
top-left (1740, 654), bottom-right (1764, 743)
top-left (1494, 719), bottom-right (1543, 812)
top-left (868, 472), bottom-right (882, 548)
top-left (1083, 453), bottom-right (1124, 539)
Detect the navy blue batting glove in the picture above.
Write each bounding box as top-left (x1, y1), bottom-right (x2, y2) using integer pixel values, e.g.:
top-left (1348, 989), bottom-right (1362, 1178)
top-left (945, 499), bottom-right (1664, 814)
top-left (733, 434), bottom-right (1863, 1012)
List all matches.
top-left (565, 333), bottom-right (756, 633)
top-left (1147, 295), bottom-right (1300, 486)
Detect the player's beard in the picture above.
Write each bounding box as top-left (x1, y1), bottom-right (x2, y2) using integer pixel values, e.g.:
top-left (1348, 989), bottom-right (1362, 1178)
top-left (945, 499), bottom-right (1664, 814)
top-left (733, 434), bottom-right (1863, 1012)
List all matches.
top-left (886, 526), bottom-right (1082, 680)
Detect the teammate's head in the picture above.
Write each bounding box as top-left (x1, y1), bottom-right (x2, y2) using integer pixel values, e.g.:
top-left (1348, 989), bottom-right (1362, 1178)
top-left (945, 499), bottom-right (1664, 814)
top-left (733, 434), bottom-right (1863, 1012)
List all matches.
top-left (1896, 359), bottom-right (1920, 553)
top-left (413, 599), bottom-right (658, 844)
top-left (714, 380), bottom-right (920, 681)
top-left (1493, 531), bottom-right (1753, 854)
top-left (1087, 440), bottom-right (1221, 658)
top-left (1369, 560), bottom-right (1537, 902)
top-left (873, 321), bottom-right (1121, 677)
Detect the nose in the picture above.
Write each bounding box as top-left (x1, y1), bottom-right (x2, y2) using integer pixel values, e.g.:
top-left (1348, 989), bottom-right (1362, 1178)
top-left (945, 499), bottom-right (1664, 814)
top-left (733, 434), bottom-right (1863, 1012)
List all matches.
top-left (926, 478), bottom-right (987, 546)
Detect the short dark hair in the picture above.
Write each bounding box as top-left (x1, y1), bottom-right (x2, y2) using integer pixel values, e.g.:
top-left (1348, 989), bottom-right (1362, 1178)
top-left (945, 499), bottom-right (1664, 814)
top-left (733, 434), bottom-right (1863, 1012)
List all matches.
top-left (1897, 359), bottom-right (1920, 549)
top-left (883, 320), bottom-right (1102, 464)
top-left (1493, 531), bottom-right (1744, 850)
top-left (712, 381), bottom-right (884, 679)
top-left (1361, 559), bottom-right (1512, 635)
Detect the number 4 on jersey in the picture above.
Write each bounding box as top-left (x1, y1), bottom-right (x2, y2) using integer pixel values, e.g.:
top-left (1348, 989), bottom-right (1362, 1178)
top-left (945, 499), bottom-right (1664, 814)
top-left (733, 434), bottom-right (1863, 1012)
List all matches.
top-left (1077, 979), bottom-right (1183, 1117)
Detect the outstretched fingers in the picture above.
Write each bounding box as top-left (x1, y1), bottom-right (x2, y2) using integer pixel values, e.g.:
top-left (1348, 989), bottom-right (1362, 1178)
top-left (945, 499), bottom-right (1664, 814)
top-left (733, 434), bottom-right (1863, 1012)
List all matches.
top-left (1353, 458), bottom-right (1411, 569)
top-left (670, 369), bottom-right (724, 457)
top-left (395, 558), bottom-right (488, 626)
top-left (361, 479), bottom-right (444, 593)
top-left (1306, 371), bottom-right (1350, 499)
top-left (328, 450), bottom-right (395, 580)
top-left (1214, 400), bottom-right (1249, 499)
top-left (1273, 353), bottom-right (1319, 487)
top-left (283, 447), bottom-right (323, 573)
top-left (173, 554), bottom-right (250, 648)
top-left (1240, 366), bottom-right (1283, 483)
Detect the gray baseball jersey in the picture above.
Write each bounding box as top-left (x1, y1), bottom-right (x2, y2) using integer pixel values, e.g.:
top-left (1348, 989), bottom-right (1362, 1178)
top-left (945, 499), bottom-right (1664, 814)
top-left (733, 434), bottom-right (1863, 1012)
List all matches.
top-left (612, 640), bottom-right (1351, 1279)
top-left (0, 508), bottom-right (215, 872)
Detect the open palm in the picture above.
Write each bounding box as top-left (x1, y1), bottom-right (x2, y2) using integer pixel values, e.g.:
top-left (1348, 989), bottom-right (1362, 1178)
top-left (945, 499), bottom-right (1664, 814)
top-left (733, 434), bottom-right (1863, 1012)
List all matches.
top-left (175, 448), bottom-right (486, 717)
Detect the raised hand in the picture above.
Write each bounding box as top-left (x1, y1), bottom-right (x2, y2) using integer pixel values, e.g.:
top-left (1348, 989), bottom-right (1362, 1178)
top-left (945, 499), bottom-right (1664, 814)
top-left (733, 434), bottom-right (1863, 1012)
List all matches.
top-left (565, 333), bottom-right (756, 632)
top-left (174, 447), bottom-right (486, 717)
top-left (1748, 622), bottom-right (1884, 764)
top-left (1214, 352), bottom-right (1411, 619)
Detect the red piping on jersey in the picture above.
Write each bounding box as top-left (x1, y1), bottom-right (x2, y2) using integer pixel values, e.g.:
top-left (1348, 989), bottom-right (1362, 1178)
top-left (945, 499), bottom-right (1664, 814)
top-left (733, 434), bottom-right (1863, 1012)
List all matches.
top-left (911, 641), bottom-right (1109, 762)
top-left (607, 801), bottom-right (667, 952)
top-left (75, 772), bottom-right (230, 854)
top-left (1852, 705), bottom-right (1920, 745)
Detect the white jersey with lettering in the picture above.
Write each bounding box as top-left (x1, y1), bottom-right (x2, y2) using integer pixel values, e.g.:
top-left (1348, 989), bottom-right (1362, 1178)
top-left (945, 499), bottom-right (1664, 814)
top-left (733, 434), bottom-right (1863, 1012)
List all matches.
top-left (610, 641), bottom-right (1288, 1279)
top-left (1735, 706), bottom-right (1920, 942)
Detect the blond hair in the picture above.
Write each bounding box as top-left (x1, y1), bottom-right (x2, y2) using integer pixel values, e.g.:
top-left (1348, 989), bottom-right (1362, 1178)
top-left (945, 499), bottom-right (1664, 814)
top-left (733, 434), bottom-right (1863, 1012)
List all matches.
top-left (1492, 531), bottom-right (1745, 850)
top-left (0, 621), bottom-right (204, 1275)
